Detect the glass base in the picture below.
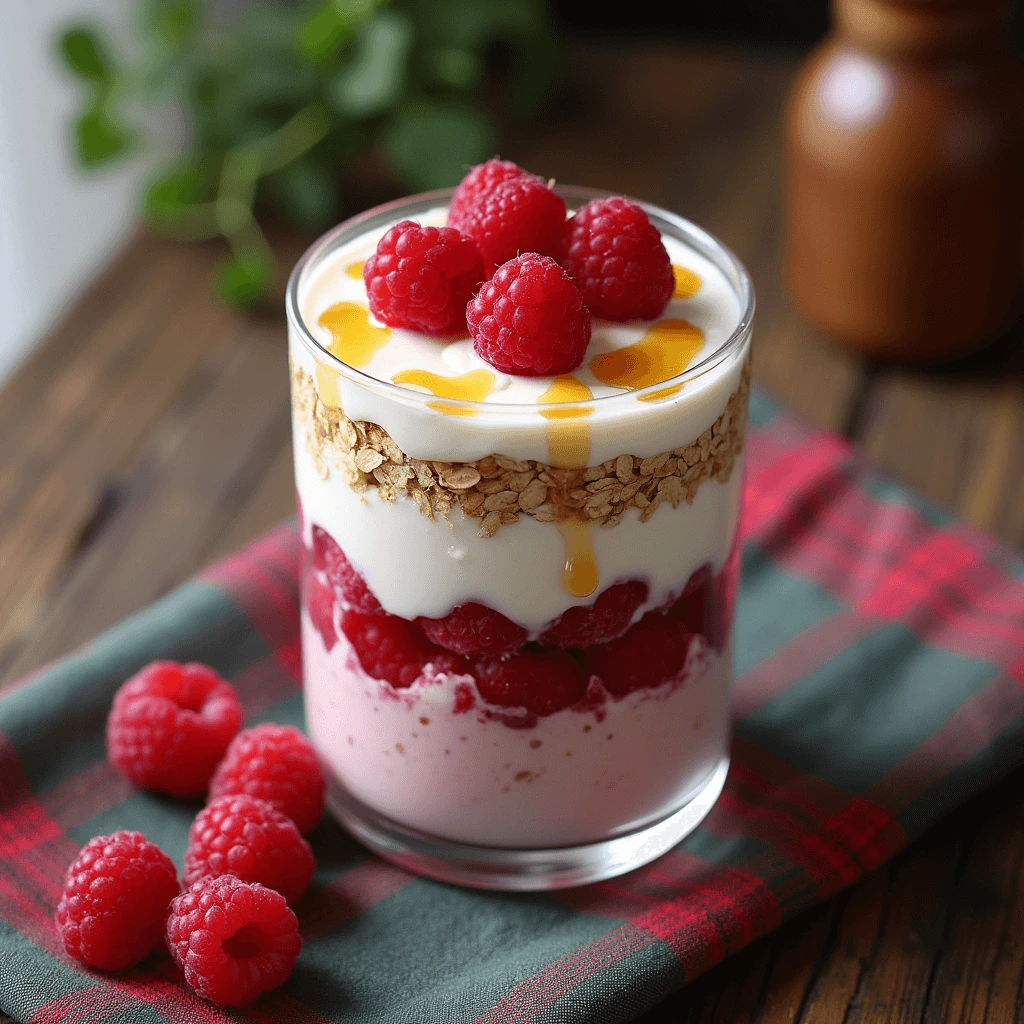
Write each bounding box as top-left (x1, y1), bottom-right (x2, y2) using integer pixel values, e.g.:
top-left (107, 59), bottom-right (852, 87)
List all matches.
top-left (325, 756), bottom-right (730, 891)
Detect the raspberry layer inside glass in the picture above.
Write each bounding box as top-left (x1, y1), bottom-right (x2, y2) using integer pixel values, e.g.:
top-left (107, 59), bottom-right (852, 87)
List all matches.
top-left (305, 521), bottom-right (736, 717)
top-left (299, 520), bottom-right (738, 847)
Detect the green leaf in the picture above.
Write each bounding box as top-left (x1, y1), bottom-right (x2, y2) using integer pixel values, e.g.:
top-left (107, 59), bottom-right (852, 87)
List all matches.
top-left (328, 11), bottom-right (414, 118)
top-left (75, 104), bottom-right (133, 166)
top-left (59, 27), bottom-right (113, 83)
top-left (143, 158), bottom-right (220, 236)
top-left (295, 2), bottom-right (350, 64)
top-left (383, 100), bottom-right (495, 191)
top-left (264, 157), bottom-right (338, 229)
top-left (140, 0), bottom-right (201, 48)
top-left (217, 253), bottom-right (274, 306)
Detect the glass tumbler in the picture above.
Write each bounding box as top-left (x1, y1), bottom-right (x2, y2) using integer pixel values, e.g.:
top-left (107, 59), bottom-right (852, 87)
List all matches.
top-left (287, 187), bottom-right (753, 890)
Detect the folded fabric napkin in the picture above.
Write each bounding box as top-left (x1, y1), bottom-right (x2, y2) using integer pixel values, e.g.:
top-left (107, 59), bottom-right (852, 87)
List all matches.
top-left (3, 388), bottom-right (1024, 1024)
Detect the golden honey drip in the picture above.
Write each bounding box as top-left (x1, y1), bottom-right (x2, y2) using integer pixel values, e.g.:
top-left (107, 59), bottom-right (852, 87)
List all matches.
top-left (538, 375), bottom-right (593, 469)
top-left (672, 265), bottom-right (702, 299)
top-left (391, 368), bottom-right (495, 417)
top-left (315, 302), bottom-right (391, 407)
top-left (638, 383), bottom-right (684, 403)
top-left (557, 520), bottom-right (599, 598)
top-left (346, 260), bottom-right (366, 280)
top-left (589, 318), bottom-right (704, 394)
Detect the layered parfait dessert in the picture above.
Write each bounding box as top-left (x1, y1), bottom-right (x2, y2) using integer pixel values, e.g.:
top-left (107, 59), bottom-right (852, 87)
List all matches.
top-left (287, 161), bottom-right (752, 887)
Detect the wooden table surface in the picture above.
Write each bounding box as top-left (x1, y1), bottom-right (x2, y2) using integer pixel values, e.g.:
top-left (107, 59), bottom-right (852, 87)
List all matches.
top-left (3, 40), bottom-right (1024, 1024)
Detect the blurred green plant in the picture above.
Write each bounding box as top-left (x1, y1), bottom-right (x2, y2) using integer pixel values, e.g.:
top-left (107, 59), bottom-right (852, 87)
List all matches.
top-left (58, 0), bottom-right (556, 305)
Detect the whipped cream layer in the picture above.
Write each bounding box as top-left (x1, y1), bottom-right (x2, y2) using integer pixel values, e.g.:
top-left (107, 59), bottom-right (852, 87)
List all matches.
top-left (303, 615), bottom-right (731, 848)
top-left (292, 204), bottom-right (746, 466)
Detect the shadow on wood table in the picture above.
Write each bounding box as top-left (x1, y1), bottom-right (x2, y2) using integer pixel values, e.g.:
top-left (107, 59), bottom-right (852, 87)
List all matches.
top-left (2, 38), bottom-right (1023, 1024)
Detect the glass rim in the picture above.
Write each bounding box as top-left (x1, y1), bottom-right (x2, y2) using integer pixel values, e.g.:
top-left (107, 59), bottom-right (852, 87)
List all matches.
top-left (285, 185), bottom-right (755, 416)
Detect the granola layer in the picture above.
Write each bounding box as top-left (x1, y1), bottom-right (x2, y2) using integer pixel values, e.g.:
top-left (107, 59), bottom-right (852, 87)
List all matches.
top-left (291, 360), bottom-right (749, 538)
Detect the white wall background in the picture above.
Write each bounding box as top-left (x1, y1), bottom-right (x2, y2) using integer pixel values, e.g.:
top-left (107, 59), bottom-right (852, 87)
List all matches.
top-left (0, 0), bottom-right (143, 384)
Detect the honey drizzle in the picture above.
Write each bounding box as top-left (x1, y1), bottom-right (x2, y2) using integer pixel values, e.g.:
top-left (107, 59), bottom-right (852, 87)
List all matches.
top-left (391, 368), bottom-right (495, 417)
top-left (672, 265), bottom-right (702, 299)
top-left (538, 375), bottom-right (594, 468)
top-left (556, 520), bottom-right (599, 598)
top-left (315, 302), bottom-right (391, 407)
top-left (538, 375), bottom-right (600, 598)
top-left (346, 260), bottom-right (366, 280)
top-left (589, 318), bottom-right (704, 394)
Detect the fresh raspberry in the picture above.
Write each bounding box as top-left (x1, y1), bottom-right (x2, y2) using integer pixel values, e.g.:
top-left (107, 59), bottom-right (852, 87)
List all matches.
top-left (363, 220), bottom-right (484, 335)
top-left (312, 525), bottom-right (380, 614)
top-left (586, 611), bottom-right (693, 696)
top-left (167, 875), bottom-right (301, 1006)
top-left (106, 661), bottom-right (243, 798)
top-left (306, 572), bottom-right (338, 652)
top-left (467, 253), bottom-right (591, 376)
top-left (55, 830), bottom-right (179, 971)
top-left (341, 610), bottom-right (468, 688)
top-left (417, 602), bottom-right (527, 657)
top-left (559, 196), bottom-right (674, 321)
top-left (449, 175), bottom-right (566, 273)
top-left (475, 649), bottom-right (588, 716)
top-left (209, 724), bottom-right (325, 835)
top-left (541, 580), bottom-right (649, 648)
top-left (184, 795), bottom-right (315, 906)
top-left (668, 564), bottom-right (714, 639)
top-left (449, 158), bottom-right (535, 226)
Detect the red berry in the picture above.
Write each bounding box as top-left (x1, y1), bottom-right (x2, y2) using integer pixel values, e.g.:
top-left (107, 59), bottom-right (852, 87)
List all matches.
top-left (341, 609), bottom-right (468, 688)
top-left (450, 175), bottom-right (566, 273)
top-left (467, 253), bottom-right (591, 376)
top-left (167, 875), bottom-right (301, 1007)
top-left (312, 525), bottom-right (380, 614)
top-left (559, 196), bottom-right (674, 321)
top-left (475, 649), bottom-right (588, 716)
top-left (184, 795), bottom-right (315, 906)
top-left (541, 580), bottom-right (649, 648)
top-left (363, 220), bottom-right (484, 334)
top-left (106, 661), bottom-right (243, 798)
top-left (668, 564), bottom-right (714, 639)
top-left (55, 830), bottom-right (179, 971)
top-left (449, 158), bottom-right (535, 226)
top-left (306, 572), bottom-right (338, 652)
top-left (209, 724), bottom-right (324, 835)
top-left (417, 602), bottom-right (527, 657)
top-left (586, 611), bottom-right (694, 696)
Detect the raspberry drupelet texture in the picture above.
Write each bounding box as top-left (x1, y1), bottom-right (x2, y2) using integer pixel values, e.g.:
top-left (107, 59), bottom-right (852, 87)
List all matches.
top-left (560, 196), bottom-right (675, 321)
top-left (475, 649), bottom-right (589, 716)
top-left (55, 830), bottom-right (180, 971)
top-left (449, 175), bottom-right (566, 273)
top-left (306, 571), bottom-right (339, 652)
top-left (313, 524), bottom-right (381, 615)
top-left (209, 724), bottom-right (325, 835)
top-left (448, 158), bottom-right (534, 226)
top-left (341, 609), bottom-right (469, 688)
top-left (184, 795), bottom-right (315, 906)
top-left (363, 220), bottom-right (485, 334)
top-left (106, 661), bottom-right (243, 798)
top-left (417, 601), bottom-right (527, 657)
top-left (541, 580), bottom-right (649, 648)
top-left (166, 875), bottom-right (301, 1006)
top-left (586, 610), bottom-right (694, 696)
top-left (467, 253), bottom-right (591, 376)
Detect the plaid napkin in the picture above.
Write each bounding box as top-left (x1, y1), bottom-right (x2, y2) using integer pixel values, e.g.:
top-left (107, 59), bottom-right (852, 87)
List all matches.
top-left (3, 388), bottom-right (1024, 1024)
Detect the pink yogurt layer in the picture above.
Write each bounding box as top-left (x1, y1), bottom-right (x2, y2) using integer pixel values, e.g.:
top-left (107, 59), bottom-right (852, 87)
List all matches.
top-left (302, 614), bottom-right (731, 848)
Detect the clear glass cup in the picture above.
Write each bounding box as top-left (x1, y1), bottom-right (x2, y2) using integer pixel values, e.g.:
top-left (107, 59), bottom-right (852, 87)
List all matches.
top-left (287, 187), bottom-right (753, 890)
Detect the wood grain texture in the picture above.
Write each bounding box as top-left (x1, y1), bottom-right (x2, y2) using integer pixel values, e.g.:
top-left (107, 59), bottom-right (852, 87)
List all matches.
top-left (3, 39), bottom-right (1024, 1024)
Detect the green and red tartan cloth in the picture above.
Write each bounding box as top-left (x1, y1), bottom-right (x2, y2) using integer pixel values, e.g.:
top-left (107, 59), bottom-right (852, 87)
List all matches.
top-left (3, 388), bottom-right (1024, 1024)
